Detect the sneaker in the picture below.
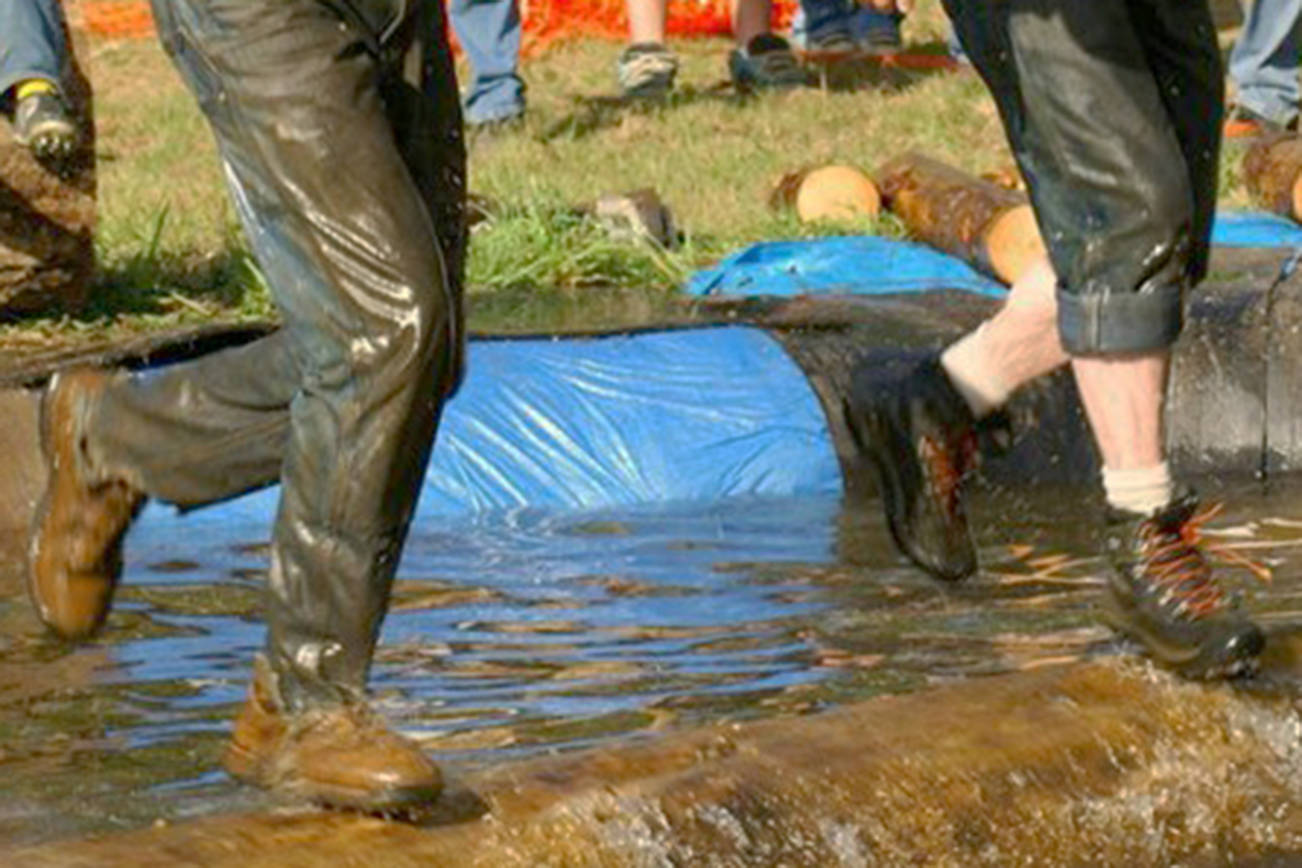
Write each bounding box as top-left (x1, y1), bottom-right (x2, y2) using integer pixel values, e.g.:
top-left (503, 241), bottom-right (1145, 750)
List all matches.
top-left (12, 90), bottom-right (77, 161)
top-left (1223, 103), bottom-right (1296, 140)
top-left (1102, 494), bottom-right (1265, 679)
top-left (843, 357), bottom-right (981, 581)
top-left (618, 43), bottom-right (679, 99)
top-left (224, 656), bottom-right (444, 812)
top-left (28, 369), bottom-right (144, 640)
top-left (729, 34), bottom-right (809, 91)
top-left (850, 8), bottom-right (903, 55)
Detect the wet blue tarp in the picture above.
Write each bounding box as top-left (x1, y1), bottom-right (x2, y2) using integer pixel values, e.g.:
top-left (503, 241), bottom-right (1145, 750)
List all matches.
top-left (125, 326), bottom-right (842, 549)
top-left (683, 236), bottom-right (1008, 299)
top-left (1211, 210), bottom-right (1302, 248)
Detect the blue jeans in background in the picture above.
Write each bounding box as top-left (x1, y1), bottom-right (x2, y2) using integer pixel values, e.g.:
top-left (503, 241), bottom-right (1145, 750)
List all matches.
top-left (448, 0), bottom-right (525, 125)
top-left (1228, 0), bottom-right (1302, 127)
top-left (0, 0), bottom-right (68, 104)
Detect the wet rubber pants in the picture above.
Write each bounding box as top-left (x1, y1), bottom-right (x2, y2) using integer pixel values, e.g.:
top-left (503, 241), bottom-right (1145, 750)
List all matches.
top-left (86, 0), bottom-right (466, 709)
top-left (943, 0), bottom-right (1222, 354)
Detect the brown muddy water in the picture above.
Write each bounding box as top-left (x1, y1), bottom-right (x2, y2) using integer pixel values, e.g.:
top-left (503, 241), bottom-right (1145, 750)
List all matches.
top-left (3, 476), bottom-right (1302, 852)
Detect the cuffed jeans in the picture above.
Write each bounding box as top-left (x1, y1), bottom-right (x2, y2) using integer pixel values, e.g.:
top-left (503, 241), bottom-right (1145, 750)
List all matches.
top-left (0, 0), bottom-right (68, 102)
top-left (88, 0), bottom-right (466, 710)
top-left (1228, 0), bottom-right (1302, 128)
top-left (448, 0), bottom-right (525, 125)
top-left (944, 0), bottom-right (1221, 355)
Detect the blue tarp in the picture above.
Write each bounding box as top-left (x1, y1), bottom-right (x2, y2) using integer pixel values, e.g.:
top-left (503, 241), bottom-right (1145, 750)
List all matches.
top-left (125, 326), bottom-right (843, 548)
top-left (1211, 210), bottom-right (1302, 248)
top-left (685, 212), bottom-right (1302, 302)
top-left (684, 236), bottom-right (1008, 299)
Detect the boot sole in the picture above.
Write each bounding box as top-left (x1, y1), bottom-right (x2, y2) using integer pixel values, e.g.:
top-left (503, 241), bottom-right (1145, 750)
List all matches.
top-left (1100, 596), bottom-right (1261, 680)
top-left (225, 745), bottom-right (444, 813)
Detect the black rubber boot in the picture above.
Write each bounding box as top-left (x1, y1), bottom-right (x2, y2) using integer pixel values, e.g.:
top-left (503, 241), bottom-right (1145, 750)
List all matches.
top-left (1102, 493), bottom-right (1265, 679)
top-left (843, 357), bottom-right (982, 582)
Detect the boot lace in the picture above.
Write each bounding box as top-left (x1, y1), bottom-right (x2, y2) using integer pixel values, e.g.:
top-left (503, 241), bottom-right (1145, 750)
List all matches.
top-left (1136, 502), bottom-right (1271, 620)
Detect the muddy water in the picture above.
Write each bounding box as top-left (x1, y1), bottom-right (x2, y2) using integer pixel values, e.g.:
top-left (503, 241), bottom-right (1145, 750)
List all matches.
top-left (3, 477), bottom-right (1302, 849)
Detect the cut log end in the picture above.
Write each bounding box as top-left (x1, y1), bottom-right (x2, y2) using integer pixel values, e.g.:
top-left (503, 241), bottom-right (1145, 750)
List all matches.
top-left (985, 204), bottom-right (1046, 285)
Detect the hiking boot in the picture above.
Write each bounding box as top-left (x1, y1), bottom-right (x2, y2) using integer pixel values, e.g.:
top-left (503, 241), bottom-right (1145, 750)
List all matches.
top-left (1223, 103), bottom-right (1296, 140)
top-left (28, 369), bottom-right (143, 640)
top-left (13, 89), bottom-right (78, 161)
top-left (729, 34), bottom-right (809, 91)
top-left (618, 43), bottom-right (679, 99)
top-left (843, 357), bottom-right (981, 581)
top-left (224, 656), bottom-right (444, 812)
top-left (1102, 494), bottom-right (1265, 679)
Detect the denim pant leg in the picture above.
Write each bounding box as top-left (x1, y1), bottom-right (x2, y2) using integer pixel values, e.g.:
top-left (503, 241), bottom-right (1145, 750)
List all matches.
top-left (1228, 0), bottom-right (1302, 127)
top-left (797, 0), bottom-right (852, 43)
top-left (944, 0), bottom-right (1219, 355)
top-left (448, 0), bottom-right (524, 124)
top-left (0, 0), bottom-right (69, 100)
top-left (92, 0), bottom-right (465, 709)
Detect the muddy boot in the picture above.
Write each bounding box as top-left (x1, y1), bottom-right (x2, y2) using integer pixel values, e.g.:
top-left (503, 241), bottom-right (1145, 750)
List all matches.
top-left (1103, 494), bottom-right (1265, 679)
top-left (28, 369), bottom-right (144, 640)
top-left (224, 657), bottom-right (444, 812)
top-left (843, 357), bottom-right (983, 581)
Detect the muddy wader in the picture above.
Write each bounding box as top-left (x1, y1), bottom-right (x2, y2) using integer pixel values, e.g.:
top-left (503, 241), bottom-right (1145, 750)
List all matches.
top-left (943, 0), bottom-right (1220, 354)
top-left (72, 0), bottom-right (466, 729)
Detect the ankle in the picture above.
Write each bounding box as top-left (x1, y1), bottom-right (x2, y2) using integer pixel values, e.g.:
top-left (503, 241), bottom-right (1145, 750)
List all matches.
top-left (1102, 462), bottom-right (1173, 516)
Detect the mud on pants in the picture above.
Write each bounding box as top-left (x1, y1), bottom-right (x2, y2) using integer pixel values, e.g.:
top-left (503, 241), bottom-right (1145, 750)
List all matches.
top-left (85, 0), bottom-right (467, 711)
top-left (944, 0), bottom-right (1222, 354)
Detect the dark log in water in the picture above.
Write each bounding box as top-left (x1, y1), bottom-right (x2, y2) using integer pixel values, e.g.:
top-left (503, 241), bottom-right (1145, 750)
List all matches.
top-left (0, 27), bottom-right (95, 317)
top-left (1243, 134), bottom-right (1302, 222)
top-left (9, 656), bottom-right (1302, 867)
top-left (874, 152), bottom-right (1045, 285)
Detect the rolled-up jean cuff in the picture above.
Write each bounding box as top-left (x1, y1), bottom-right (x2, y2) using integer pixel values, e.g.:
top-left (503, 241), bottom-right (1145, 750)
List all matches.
top-left (1056, 283), bottom-right (1184, 355)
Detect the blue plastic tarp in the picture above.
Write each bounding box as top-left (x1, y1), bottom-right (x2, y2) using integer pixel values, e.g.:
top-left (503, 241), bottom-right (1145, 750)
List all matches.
top-left (685, 212), bottom-right (1302, 302)
top-left (125, 326), bottom-right (843, 552)
top-left (683, 236), bottom-right (1007, 299)
top-left (1211, 210), bottom-right (1302, 248)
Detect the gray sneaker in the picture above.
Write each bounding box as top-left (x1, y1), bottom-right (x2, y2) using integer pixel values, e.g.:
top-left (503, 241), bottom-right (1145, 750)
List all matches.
top-left (729, 34), bottom-right (808, 91)
top-left (618, 43), bottom-right (679, 99)
top-left (13, 89), bottom-right (77, 160)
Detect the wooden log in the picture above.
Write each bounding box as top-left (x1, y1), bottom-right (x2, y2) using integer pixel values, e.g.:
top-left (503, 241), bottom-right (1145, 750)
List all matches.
top-left (0, 26), bottom-right (96, 317)
top-left (769, 164), bottom-right (881, 223)
top-left (1243, 134), bottom-right (1302, 223)
top-left (874, 152), bottom-right (1045, 285)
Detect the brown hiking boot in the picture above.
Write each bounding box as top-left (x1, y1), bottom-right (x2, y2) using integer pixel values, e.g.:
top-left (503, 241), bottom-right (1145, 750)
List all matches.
top-left (28, 369), bottom-right (143, 640)
top-left (1103, 494), bottom-right (1265, 680)
top-left (223, 657), bottom-right (444, 812)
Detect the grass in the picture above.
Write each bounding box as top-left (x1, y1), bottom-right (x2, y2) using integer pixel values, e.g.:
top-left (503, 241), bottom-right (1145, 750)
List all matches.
top-left (0, 0), bottom-right (1263, 347)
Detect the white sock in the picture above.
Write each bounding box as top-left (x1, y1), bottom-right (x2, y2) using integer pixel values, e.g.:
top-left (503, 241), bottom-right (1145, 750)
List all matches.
top-left (1102, 463), bottom-right (1173, 515)
top-left (940, 324), bottom-right (1012, 418)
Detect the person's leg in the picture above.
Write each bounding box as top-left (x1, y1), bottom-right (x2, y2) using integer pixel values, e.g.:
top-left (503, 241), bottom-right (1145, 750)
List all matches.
top-left (730, 0), bottom-right (807, 89)
top-left (793, 0), bottom-right (855, 56)
top-left (846, 0), bottom-right (1260, 673)
top-left (626, 0), bottom-right (668, 44)
top-left (34, 0), bottom-right (465, 808)
top-left (447, 0), bottom-right (525, 126)
top-left (0, 0), bottom-right (76, 157)
top-left (0, 0), bottom-right (67, 99)
top-left (1227, 0), bottom-right (1302, 131)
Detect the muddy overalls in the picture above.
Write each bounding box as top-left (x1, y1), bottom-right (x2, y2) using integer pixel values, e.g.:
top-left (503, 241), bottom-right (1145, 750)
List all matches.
top-left (944, 0), bottom-right (1222, 353)
top-left (82, 0), bottom-right (466, 710)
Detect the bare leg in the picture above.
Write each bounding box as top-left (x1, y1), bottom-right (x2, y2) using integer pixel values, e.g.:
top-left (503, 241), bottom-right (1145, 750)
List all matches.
top-left (1072, 353), bottom-right (1168, 471)
top-left (732, 0), bottom-right (770, 46)
top-left (940, 256), bottom-right (1068, 416)
top-left (626, 0), bottom-right (667, 44)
